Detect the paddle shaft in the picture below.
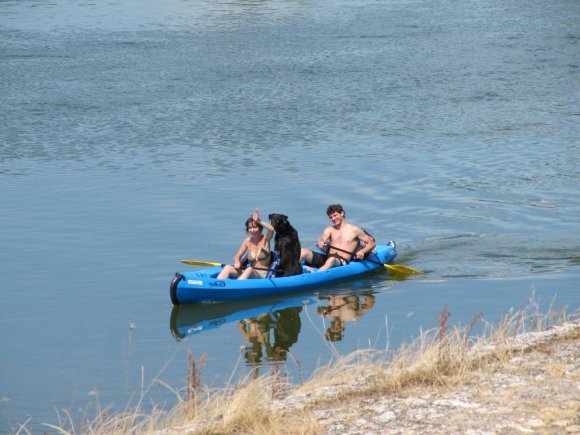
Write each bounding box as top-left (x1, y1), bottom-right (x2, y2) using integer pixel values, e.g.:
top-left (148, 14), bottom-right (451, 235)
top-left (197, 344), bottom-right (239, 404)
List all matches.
top-left (241, 265), bottom-right (277, 272)
top-left (325, 244), bottom-right (422, 275)
top-left (324, 244), bottom-right (380, 265)
top-left (180, 260), bottom-right (279, 273)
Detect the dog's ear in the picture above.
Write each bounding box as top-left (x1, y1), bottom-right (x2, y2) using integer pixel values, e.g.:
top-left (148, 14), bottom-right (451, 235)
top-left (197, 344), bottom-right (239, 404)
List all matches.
top-left (281, 214), bottom-right (288, 223)
top-left (268, 213), bottom-right (274, 221)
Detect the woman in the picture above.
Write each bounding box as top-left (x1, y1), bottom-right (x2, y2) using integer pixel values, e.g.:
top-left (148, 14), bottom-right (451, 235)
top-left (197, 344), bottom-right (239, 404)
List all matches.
top-left (217, 209), bottom-right (275, 280)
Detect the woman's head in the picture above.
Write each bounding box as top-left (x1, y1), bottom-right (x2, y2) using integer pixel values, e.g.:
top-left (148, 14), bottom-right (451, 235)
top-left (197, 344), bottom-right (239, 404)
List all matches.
top-left (245, 217), bottom-right (263, 233)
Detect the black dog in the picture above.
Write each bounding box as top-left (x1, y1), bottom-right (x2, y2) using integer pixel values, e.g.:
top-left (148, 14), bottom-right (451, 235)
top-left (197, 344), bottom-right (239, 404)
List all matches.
top-left (268, 213), bottom-right (302, 277)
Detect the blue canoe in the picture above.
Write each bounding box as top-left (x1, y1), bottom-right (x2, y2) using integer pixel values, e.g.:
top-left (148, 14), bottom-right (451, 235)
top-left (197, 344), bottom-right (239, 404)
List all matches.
top-left (170, 242), bottom-right (397, 305)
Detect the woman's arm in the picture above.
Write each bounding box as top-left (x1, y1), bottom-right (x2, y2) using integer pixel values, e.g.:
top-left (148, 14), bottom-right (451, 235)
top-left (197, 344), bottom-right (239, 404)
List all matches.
top-left (233, 238), bottom-right (249, 269)
top-left (252, 209), bottom-right (275, 243)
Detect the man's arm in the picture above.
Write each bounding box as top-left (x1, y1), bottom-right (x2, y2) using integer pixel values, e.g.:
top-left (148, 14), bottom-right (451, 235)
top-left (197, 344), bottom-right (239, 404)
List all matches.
top-left (354, 227), bottom-right (376, 259)
top-left (316, 227), bottom-right (332, 250)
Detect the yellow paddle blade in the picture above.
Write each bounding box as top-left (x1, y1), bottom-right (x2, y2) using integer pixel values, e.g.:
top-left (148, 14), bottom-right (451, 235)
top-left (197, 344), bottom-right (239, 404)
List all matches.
top-left (181, 260), bottom-right (223, 267)
top-left (384, 263), bottom-right (423, 275)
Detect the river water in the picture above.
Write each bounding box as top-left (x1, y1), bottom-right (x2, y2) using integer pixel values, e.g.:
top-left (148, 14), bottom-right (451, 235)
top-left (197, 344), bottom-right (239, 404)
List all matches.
top-left (1, 0), bottom-right (579, 432)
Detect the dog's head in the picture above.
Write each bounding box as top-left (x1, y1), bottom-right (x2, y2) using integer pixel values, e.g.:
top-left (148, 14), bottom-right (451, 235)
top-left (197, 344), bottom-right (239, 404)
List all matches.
top-left (268, 213), bottom-right (291, 232)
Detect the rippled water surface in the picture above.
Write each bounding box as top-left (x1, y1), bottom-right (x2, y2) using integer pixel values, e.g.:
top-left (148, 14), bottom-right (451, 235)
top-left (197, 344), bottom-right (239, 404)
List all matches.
top-left (1, 0), bottom-right (579, 432)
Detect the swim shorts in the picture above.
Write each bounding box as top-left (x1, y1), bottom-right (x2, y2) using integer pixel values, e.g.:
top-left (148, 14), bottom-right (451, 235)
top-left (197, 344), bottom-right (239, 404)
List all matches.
top-left (309, 251), bottom-right (349, 268)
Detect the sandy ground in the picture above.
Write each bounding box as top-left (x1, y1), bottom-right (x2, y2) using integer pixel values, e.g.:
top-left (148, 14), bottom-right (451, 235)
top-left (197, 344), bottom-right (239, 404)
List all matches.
top-left (307, 321), bottom-right (580, 434)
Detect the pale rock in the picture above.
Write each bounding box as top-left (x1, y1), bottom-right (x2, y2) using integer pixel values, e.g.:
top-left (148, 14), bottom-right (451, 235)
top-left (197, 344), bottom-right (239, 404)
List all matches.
top-left (433, 398), bottom-right (480, 408)
top-left (527, 418), bottom-right (546, 428)
top-left (554, 419), bottom-right (572, 427)
top-left (404, 397), bottom-right (428, 406)
top-left (376, 411), bottom-right (396, 422)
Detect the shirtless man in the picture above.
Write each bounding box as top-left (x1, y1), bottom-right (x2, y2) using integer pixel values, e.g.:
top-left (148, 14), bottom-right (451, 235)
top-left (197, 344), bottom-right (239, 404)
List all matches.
top-left (300, 204), bottom-right (376, 271)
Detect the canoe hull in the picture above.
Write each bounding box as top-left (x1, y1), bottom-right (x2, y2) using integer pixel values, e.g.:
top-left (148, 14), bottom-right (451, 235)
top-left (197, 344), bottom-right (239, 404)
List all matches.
top-left (171, 242), bottom-right (397, 304)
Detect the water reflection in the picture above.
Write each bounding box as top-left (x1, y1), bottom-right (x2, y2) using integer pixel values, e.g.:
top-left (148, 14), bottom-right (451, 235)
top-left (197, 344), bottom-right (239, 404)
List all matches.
top-left (238, 306), bottom-right (302, 364)
top-left (317, 294), bottom-right (376, 341)
top-left (169, 295), bottom-right (314, 341)
top-left (170, 290), bottom-right (379, 359)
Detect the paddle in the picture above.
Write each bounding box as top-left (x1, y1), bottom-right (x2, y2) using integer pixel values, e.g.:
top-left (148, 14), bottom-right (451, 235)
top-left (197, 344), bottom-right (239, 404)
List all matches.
top-left (325, 244), bottom-right (423, 276)
top-left (180, 259), bottom-right (278, 273)
top-left (181, 260), bottom-right (225, 267)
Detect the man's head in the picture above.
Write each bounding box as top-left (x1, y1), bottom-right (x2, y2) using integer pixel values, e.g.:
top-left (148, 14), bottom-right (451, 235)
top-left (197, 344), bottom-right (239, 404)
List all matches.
top-left (326, 204), bottom-right (345, 226)
top-left (326, 204), bottom-right (345, 217)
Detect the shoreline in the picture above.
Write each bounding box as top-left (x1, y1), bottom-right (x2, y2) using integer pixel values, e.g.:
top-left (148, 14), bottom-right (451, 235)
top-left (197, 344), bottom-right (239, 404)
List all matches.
top-left (289, 320), bottom-right (580, 434)
top-left (31, 314), bottom-right (579, 434)
top-left (154, 316), bottom-right (579, 435)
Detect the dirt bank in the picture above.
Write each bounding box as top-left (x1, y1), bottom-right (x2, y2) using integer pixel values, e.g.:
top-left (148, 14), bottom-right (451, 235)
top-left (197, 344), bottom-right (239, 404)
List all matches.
top-left (154, 319), bottom-right (579, 435)
top-left (287, 321), bottom-right (580, 434)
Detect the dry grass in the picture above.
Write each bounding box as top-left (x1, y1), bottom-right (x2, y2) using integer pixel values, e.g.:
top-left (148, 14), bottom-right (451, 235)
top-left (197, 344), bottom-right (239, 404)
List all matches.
top-left (29, 300), bottom-right (578, 435)
top-left (294, 307), bottom-right (487, 402)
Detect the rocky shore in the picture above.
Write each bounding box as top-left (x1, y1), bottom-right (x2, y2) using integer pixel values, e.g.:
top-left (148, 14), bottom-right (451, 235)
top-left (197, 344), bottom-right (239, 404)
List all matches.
top-left (157, 319), bottom-right (579, 435)
top-left (276, 320), bottom-right (580, 435)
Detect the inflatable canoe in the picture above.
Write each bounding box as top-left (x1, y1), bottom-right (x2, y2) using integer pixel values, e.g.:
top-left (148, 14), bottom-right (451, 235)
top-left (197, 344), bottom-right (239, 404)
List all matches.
top-left (170, 242), bottom-right (397, 305)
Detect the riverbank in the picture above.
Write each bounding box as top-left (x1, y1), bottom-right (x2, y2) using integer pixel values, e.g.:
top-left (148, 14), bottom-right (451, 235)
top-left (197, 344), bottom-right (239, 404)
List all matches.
top-left (43, 311), bottom-right (579, 434)
top-left (154, 311), bottom-right (580, 435)
top-left (292, 320), bottom-right (580, 434)
top-left (151, 319), bottom-right (580, 434)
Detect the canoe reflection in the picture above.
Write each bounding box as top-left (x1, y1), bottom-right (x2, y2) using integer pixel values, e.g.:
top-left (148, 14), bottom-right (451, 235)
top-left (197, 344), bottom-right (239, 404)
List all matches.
top-left (170, 295), bottom-right (314, 337)
top-left (317, 294), bottom-right (376, 342)
top-left (170, 296), bottom-right (315, 366)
